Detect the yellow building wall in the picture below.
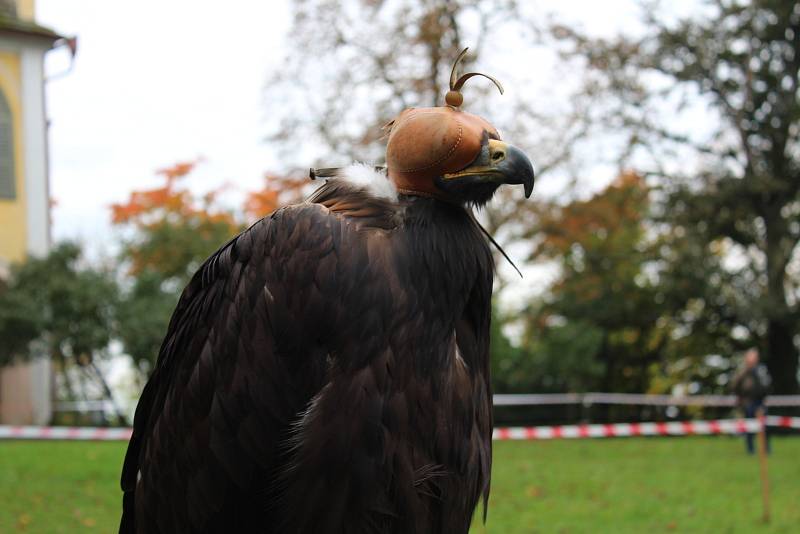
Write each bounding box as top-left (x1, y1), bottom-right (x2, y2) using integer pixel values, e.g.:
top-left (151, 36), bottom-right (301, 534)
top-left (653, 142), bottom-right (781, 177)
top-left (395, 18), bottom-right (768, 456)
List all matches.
top-left (1, 1), bottom-right (51, 426)
top-left (0, 51), bottom-right (27, 263)
top-left (16, 0), bottom-right (36, 21)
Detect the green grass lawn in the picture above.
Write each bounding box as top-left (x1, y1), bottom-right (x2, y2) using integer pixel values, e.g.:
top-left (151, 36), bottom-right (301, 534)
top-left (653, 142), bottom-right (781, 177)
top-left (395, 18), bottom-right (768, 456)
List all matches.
top-left (474, 437), bottom-right (800, 534)
top-left (0, 437), bottom-right (797, 533)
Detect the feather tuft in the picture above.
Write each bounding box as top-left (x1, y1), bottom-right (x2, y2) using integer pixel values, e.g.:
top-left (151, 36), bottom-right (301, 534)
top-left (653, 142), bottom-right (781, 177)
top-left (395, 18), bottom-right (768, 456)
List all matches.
top-left (338, 163), bottom-right (398, 202)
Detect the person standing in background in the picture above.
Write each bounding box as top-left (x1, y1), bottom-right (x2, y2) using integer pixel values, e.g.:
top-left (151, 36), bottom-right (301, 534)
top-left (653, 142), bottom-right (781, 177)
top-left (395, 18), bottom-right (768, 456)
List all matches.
top-left (731, 348), bottom-right (772, 454)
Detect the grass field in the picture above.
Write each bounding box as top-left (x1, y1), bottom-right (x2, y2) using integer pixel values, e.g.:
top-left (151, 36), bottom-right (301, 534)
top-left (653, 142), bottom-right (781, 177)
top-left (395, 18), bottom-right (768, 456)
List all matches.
top-left (1, 437), bottom-right (798, 533)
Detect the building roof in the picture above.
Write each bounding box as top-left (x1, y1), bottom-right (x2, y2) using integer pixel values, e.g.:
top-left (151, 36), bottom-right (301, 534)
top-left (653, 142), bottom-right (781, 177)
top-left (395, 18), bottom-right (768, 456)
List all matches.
top-left (0, 12), bottom-right (62, 43)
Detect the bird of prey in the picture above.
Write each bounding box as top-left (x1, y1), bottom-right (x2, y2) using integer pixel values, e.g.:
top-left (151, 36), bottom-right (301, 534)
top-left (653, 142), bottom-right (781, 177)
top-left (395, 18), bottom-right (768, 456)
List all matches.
top-left (120, 48), bottom-right (534, 534)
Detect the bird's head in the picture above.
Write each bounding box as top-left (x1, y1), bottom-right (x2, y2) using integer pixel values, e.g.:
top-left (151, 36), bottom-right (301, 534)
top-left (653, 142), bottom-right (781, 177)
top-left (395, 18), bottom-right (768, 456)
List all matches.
top-left (385, 49), bottom-right (534, 207)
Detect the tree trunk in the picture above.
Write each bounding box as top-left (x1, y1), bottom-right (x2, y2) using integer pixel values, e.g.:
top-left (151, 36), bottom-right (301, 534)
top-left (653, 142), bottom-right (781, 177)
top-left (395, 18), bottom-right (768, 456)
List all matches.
top-left (765, 318), bottom-right (799, 395)
top-left (89, 360), bottom-right (129, 426)
top-left (764, 214), bottom-right (799, 394)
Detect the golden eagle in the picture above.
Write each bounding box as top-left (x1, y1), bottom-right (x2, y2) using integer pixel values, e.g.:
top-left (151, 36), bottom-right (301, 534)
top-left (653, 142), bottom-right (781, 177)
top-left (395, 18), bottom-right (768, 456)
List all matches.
top-left (120, 51), bottom-right (534, 534)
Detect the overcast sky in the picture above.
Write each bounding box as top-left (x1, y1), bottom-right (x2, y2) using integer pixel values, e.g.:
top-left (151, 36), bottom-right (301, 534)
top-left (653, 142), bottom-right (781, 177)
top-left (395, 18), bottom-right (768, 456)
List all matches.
top-left (36, 0), bottom-right (701, 257)
top-left (38, 0), bottom-right (291, 251)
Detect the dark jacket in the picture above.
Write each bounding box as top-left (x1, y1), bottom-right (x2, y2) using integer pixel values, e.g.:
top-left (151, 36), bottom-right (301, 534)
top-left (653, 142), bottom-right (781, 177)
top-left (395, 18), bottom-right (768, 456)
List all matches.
top-left (731, 364), bottom-right (771, 405)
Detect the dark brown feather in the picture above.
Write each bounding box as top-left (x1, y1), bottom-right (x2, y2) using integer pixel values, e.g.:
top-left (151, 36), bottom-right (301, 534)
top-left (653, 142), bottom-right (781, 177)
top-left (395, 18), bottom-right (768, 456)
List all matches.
top-left (120, 178), bottom-right (494, 534)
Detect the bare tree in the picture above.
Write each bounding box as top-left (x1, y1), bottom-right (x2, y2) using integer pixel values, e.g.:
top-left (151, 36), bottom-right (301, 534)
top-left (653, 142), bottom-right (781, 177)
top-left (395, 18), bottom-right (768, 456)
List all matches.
top-left (264, 0), bottom-right (597, 287)
top-left (265, 1), bottom-right (523, 163)
top-left (545, 0), bottom-right (800, 393)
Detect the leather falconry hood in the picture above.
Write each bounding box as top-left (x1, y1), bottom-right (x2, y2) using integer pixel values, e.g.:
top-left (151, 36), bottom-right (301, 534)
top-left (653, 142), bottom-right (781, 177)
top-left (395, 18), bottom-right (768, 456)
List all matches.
top-left (385, 47), bottom-right (505, 197)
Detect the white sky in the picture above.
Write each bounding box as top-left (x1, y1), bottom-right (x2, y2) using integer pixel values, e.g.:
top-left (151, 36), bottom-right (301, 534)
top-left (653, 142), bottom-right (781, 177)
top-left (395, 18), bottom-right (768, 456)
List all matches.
top-left (36, 0), bottom-right (703, 256)
top-left (38, 0), bottom-right (291, 252)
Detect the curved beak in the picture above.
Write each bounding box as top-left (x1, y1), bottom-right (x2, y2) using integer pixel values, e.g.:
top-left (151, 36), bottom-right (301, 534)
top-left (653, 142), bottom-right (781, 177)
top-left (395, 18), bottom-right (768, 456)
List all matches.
top-left (443, 139), bottom-right (535, 198)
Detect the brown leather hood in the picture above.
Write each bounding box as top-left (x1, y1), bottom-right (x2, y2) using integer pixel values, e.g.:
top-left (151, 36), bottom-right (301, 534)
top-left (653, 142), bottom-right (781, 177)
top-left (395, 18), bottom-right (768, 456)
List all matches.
top-left (386, 106), bottom-right (499, 196)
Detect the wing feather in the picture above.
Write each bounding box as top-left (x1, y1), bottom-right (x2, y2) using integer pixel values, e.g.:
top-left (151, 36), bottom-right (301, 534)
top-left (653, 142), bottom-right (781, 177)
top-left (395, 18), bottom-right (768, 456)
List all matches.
top-left (120, 199), bottom-right (358, 533)
top-left (119, 180), bottom-right (494, 534)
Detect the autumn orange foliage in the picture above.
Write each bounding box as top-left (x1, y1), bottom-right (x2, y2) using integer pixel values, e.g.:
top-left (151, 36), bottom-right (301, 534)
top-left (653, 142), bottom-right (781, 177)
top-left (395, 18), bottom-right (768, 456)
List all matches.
top-left (111, 161), bottom-right (235, 276)
top-left (110, 161), bottom-right (311, 276)
top-left (529, 171), bottom-right (650, 304)
top-left (533, 171), bottom-right (647, 256)
top-left (110, 161), bottom-right (209, 225)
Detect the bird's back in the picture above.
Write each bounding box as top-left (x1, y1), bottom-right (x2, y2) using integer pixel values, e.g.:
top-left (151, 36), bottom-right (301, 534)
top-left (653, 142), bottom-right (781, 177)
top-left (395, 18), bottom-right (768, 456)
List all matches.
top-left (120, 177), bottom-right (494, 534)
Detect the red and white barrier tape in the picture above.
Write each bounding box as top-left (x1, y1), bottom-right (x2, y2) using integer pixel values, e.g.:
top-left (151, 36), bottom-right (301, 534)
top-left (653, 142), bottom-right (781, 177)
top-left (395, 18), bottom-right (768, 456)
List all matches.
top-left (493, 416), bottom-right (800, 440)
top-left (765, 415), bottom-right (800, 430)
top-left (0, 417), bottom-right (797, 442)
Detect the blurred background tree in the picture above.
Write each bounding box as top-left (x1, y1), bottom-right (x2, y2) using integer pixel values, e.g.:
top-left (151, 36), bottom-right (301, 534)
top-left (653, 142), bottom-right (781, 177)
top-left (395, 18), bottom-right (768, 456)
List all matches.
top-left (548, 0), bottom-right (800, 393)
top-left (0, 242), bottom-right (124, 422)
top-left (265, 0), bottom-right (515, 164)
top-left (110, 161), bottom-right (244, 375)
top-left (110, 161), bottom-right (242, 282)
top-left (521, 172), bottom-right (667, 394)
top-left (110, 161), bottom-right (305, 376)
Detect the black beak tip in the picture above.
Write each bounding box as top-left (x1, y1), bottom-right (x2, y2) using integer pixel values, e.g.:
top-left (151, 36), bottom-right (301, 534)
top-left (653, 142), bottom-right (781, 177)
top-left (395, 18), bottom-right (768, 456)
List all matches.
top-left (504, 144), bottom-right (535, 199)
top-left (524, 171), bottom-right (534, 198)
top-left (519, 160), bottom-right (535, 199)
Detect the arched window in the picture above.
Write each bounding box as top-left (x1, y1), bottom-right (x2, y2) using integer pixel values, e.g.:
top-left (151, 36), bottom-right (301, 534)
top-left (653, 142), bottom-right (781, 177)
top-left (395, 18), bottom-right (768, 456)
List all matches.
top-left (0, 88), bottom-right (14, 199)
